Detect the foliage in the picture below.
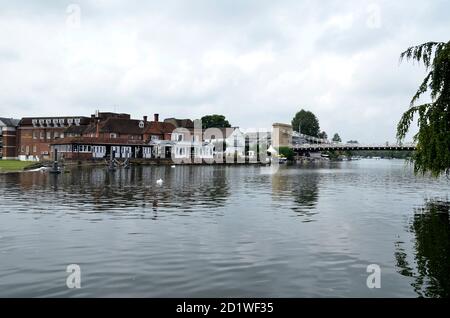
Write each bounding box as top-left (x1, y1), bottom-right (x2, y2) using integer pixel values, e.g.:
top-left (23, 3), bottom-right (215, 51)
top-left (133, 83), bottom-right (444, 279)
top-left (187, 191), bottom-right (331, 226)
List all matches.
top-left (397, 41), bottom-right (450, 177)
top-left (201, 114), bottom-right (231, 129)
top-left (277, 147), bottom-right (295, 161)
top-left (318, 131), bottom-right (328, 140)
top-left (291, 109), bottom-right (320, 137)
top-left (332, 133), bottom-right (342, 142)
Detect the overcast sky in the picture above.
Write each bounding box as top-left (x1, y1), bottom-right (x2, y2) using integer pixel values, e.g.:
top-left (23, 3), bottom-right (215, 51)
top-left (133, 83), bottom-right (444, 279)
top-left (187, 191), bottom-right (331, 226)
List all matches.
top-left (0, 0), bottom-right (448, 142)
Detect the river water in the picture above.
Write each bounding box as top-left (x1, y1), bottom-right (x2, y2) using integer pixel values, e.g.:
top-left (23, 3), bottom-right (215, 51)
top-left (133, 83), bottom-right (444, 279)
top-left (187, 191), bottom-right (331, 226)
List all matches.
top-left (0, 159), bottom-right (449, 297)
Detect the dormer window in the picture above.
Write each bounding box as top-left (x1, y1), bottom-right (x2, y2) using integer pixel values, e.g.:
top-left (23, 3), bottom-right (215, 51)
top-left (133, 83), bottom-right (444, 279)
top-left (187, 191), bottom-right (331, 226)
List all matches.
top-left (110, 133), bottom-right (117, 139)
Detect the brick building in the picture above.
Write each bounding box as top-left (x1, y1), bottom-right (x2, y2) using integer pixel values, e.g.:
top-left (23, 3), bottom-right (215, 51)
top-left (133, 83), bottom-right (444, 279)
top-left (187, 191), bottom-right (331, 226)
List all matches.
top-left (17, 116), bottom-right (91, 161)
top-left (0, 117), bottom-right (20, 159)
top-left (50, 113), bottom-right (177, 160)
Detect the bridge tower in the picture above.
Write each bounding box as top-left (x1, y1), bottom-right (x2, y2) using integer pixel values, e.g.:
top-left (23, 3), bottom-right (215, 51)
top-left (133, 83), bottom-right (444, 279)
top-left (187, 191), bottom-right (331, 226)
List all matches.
top-left (272, 123), bottom-right (293, 148)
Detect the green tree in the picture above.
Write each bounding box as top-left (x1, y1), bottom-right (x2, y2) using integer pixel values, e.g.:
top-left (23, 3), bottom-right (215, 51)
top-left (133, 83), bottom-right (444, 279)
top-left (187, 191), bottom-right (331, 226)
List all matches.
top-left (201, 114), bottom-right (231, 129)
top-left (318, 131), bottom-right (328, 140)
top-left (397, 41), bottom-right (450, 177)
top-left (292, 109), bottom-right (320, 137)
top-left (277, 147), bottom-right (295, 161)
top-left (332, 133), bottom-right (342, 143)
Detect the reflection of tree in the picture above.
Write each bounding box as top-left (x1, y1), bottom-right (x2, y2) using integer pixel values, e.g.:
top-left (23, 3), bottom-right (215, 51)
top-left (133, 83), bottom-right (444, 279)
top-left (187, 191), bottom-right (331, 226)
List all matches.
top-left (291, 174), bottom-right (319, 211)
top-left (272, 170), bottom-right (320, 220)
top-left (395, 200), bottom-right (450, 298)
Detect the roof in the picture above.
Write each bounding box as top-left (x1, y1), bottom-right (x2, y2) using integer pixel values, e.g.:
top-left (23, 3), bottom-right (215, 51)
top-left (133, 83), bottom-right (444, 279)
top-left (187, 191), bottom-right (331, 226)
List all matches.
top-left (93, 117), bottom-right (151, 135)
top-left (0, 117), bottom-right (20, 127)
top-left (19, 117), bottom-right (91, 127)
top-left (64, 125), bottom-right (89, 135)
top-left (145, 121), bottom-right (176, 135)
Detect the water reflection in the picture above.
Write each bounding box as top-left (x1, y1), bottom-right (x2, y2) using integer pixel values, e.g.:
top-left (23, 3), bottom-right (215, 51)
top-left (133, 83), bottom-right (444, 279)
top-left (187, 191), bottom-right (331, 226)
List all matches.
top-left (1, 165), bottom-right (231, 216)
top-left (395, 200), bottom-right (450, 298)
top-left (2, 161), bottom-right (450, 297)
top-left (271, 168), bottom-right (320, 221)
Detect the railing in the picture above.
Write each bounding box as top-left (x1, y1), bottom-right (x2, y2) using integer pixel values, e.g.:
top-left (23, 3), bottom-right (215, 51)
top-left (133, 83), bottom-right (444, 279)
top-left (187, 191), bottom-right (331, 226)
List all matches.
top-left (294, 142), bottom-right (416, 150)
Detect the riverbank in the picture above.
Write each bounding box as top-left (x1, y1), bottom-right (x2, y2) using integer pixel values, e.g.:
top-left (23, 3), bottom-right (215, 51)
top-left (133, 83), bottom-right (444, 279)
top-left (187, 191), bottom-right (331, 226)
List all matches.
top-left (0, 160), bottom-right (39, 173)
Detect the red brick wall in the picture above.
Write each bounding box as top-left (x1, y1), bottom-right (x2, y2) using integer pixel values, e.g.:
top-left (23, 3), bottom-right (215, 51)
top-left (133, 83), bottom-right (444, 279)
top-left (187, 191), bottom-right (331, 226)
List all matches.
top-left (18, 127), bottom-right (67, 160)
top-left (1, 128), bottom-right (17, 158)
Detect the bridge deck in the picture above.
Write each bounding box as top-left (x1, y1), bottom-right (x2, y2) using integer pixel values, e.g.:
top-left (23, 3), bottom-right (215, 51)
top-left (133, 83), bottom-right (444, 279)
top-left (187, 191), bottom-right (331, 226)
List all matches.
top-left (293, 144), bottom-right (416, 151)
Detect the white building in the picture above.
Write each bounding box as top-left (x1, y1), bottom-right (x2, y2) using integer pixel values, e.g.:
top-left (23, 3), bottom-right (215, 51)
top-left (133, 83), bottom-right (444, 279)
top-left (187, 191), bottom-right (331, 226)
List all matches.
top-left (170, 130), bottom-right (214, 162)
top-left (203, 127), bottom-right (246, 157)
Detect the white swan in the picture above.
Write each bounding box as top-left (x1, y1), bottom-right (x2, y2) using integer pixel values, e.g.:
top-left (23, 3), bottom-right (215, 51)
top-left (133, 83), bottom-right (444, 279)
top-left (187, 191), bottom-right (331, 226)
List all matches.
top-left (156, 178), bottom-right (164, 186)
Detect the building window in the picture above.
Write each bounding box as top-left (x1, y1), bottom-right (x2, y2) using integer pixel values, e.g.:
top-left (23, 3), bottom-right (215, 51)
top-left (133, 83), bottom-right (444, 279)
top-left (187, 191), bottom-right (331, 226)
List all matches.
top-left (54, 132), bottom-right (59, 139)
top-left (151, 135), bottom-right (159, 141)
top-left (25, 146), bottom-right (29, 154)
top-left (47, 131), bottom-right (52, 140)
top-left (33, 145), bottom-right (37, 153)
top-left (33, 131), bottom-right (37, 139)
top-left (110, 133), bottom-right (117, 139)
top-left (40, 131), bottom-right (44, 139)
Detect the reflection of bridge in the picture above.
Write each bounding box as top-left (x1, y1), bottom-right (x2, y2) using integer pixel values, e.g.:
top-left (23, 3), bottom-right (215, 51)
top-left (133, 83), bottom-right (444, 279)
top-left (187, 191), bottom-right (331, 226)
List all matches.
top-left (293, 143), bottom-right (416, 152)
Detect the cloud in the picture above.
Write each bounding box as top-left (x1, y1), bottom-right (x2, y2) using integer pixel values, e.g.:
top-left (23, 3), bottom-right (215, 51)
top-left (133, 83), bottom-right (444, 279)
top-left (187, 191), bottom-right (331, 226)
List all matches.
top-left (0, 0), bottom-right (448, 142)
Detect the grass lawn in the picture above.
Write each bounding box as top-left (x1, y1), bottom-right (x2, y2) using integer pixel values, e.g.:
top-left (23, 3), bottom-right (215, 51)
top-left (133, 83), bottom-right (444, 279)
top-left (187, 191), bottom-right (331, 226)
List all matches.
top-left (0, 160), bottom-right (35, 172)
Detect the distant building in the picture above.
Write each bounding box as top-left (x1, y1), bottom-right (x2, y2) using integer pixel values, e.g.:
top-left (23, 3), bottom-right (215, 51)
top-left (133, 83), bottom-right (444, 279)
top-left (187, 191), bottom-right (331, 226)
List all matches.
top-left (50, 113), bottom-right (176, 160)
top-left (203, 127), bottom-right (246, 157)
top-left (0, 117), bottom-right (20, 159)
top-left (17, 116), bottom-right (91, 161)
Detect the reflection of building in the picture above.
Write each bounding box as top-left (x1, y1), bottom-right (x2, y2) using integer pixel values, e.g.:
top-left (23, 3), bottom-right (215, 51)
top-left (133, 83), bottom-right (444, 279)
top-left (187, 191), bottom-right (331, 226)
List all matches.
top-left (0, 117), bottom-right (20, 159)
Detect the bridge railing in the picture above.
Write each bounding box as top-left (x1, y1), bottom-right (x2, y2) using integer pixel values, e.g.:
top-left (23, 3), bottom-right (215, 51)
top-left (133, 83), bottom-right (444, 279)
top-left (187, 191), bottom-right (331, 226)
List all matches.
top-left (294, 142), bottom-right (416, 149)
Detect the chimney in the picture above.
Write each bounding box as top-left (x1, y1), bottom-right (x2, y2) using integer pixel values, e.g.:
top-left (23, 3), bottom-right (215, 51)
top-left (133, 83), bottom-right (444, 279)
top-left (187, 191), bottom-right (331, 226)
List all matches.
top-left (154, 113), bottom-right (159, 122)
top-left (143, 116), bottom-right (148, 123)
